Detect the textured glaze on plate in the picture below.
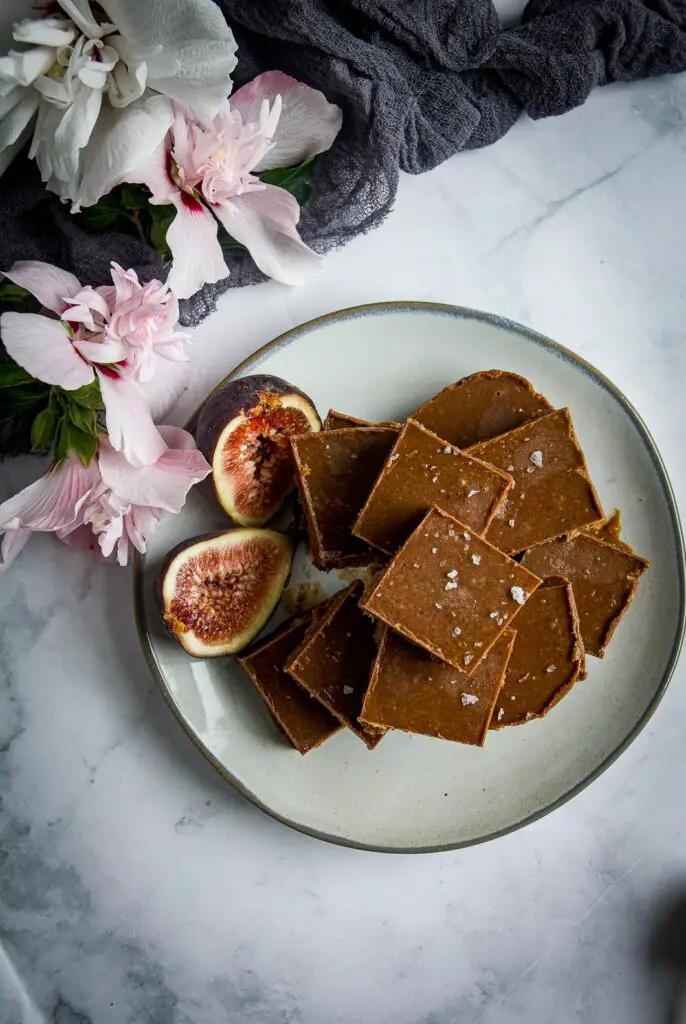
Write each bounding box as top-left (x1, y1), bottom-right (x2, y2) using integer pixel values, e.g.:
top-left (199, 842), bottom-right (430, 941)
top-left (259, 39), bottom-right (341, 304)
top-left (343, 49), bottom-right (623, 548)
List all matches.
top-left (135, 303), bottom-right (685, 852)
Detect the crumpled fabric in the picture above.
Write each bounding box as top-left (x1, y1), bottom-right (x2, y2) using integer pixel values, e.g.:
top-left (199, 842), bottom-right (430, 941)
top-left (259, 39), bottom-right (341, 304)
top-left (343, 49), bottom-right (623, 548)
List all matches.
top-left (1, 0), bottom-right (685, 455)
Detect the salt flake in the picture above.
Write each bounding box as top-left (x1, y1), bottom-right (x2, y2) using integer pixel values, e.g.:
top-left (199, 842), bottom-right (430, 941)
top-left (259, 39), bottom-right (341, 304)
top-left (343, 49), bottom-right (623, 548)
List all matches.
top-left (546, 664), bottom-right (556, 673)
top-left (467, 488), bottom-right (479, 498)
top-left (529, 450), bottom-right (543, 468)
top-left (461, 692), bottom-right (478, 705)
top-left (447, 569), bottom-right (458, 579)
top-left (445, 581), bottom-right (458, 591)
top-left (510, 586), bottom-right (526, 604)
top-left (471, 554), bottom-right (481, 565)
top-left (343, 685), bottom-right (354, 695)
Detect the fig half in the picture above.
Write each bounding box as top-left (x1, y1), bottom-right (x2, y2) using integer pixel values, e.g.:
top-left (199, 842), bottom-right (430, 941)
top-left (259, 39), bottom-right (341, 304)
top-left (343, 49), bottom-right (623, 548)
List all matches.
top-left (196, 374), bottom-right (321, 526)
top-left (158, 529), bottom-right (293, 657)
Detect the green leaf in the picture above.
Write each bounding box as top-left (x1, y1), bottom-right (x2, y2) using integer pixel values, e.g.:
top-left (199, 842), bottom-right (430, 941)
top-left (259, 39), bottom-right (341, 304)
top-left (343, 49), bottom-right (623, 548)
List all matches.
top-left (259, 160), bottom-right (314, 207)
top-left (68, 379), bottom-right (104, 411)
top-left (77, 193), bottom-right (125, 231)
top-left (54, 418), bottom-right (98, 465)
top-left (2, 387), bottom-right (50, 415)
top-left (0, 361), bottom-right (38, 389)
top-left (66, 399), bottom-right (99, 436)
top-left (149, 203), bottom-right (176, 262)
top-left (0, 280), bottom-right (31, 307)
top-left (119, 183), bottom-right (150, 211)
top-left (31, 406), bottom-right (58, 452)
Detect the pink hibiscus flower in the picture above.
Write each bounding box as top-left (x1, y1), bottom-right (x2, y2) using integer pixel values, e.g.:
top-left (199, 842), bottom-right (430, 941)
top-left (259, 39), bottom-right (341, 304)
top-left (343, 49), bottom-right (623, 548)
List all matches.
top-left (126, 71), bottom-right (342, 299)
top-left (0, 260), bottom-right (191, 465)
top-left (0, 426), bottom-right (210, 570)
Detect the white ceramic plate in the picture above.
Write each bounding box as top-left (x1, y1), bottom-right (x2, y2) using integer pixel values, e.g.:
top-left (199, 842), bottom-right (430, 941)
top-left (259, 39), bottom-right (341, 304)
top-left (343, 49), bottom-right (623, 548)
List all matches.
top-left (135, 303), bottom-right (685, 852)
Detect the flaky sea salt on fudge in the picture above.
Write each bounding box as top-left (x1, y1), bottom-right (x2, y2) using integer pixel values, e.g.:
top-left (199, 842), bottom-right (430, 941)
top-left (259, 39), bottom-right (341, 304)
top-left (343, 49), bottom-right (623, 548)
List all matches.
top-left (491, 578), bottom-right (585, 727)
top-left (468, 408), bottom-right (604, 555)
top-left (352, 419), bottom-right (513, 554)
top-left (361, 508), bottom-right (542, 674)
top-left (360, 626), bottom-right (516, 745)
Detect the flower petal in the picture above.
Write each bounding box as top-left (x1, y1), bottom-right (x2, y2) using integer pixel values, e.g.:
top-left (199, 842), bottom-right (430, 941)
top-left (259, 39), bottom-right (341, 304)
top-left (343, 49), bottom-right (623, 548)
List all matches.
top-left (0, 456), bottom-right (100, 532)
top-left (0, 526), bottom-right (32, 571)
top-left (213, 185), bottom-right (322, 286)
top-left (0, 91), bottom-right (38, 152)
top-left (102, 0), bottom-right (238, 118)
top-left (230, 71), bottom-right (342, 172)
top-left (98, 432), bottom-right (210, 513)
top-left (2, 260), bottom-right (81, 313)
top-left (73, 337), bottom-right (127, 363)
top-left (139, 358), bottom-right (190, 421)
top-left (13, 18), bottom-right (76, 47)
top-left (0, 311), bottom-right (95, 388)
top-left (74, 93), bottom-right (173, 208)
top-left (96, 371), bottom-right (167, 467)
top-left (0, 47), bottom-right (55, 87)
top-left (57, 0), bottom-right (114, 38)
top-left (51, 83), bottom-right (103, 184)
top-left (121, 137), bottom-right (175, 204)
top-left (165, 195), bottom-right (229, 300)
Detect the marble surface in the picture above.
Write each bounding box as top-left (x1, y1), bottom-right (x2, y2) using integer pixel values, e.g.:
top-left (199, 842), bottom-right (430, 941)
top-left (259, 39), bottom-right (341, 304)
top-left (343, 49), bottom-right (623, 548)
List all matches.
top-left (2, 65), bottom-right (686, 1024)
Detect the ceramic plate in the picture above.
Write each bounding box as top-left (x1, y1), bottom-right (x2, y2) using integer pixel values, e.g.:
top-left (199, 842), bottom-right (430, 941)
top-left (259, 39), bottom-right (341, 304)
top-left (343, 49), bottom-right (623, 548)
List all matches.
top-left (134, 303), bottom-right (685, 852)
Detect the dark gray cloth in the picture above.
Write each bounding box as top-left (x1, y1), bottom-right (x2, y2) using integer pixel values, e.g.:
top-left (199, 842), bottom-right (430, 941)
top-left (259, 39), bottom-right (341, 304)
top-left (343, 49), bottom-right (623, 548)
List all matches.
top-left (1, 0), bottom-right (685, 464)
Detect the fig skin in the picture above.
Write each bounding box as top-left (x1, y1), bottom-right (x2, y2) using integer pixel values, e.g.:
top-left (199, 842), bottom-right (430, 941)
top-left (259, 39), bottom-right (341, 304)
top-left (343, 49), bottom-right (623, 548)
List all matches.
top-left (157, 528), bottom-right (293, 657)
top-left (196, 374), bottom-right (321, 527)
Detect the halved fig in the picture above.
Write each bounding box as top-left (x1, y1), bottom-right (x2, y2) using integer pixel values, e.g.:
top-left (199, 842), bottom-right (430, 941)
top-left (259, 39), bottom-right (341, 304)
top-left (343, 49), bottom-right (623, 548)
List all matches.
top-left (196, 374), bottom-right (321, 526)
top-left (158, 529), bottom-right (293, 657)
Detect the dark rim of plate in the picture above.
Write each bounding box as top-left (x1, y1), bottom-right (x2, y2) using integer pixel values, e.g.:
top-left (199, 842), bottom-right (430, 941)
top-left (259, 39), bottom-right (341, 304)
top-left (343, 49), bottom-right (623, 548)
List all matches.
top-left (132, 301), bottom-right (686, 854)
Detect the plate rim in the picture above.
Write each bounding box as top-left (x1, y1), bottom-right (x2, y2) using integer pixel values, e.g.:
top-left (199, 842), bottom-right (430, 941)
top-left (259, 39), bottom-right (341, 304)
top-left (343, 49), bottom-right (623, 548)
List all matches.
top-left (133, 300), bottom-right (686, 854)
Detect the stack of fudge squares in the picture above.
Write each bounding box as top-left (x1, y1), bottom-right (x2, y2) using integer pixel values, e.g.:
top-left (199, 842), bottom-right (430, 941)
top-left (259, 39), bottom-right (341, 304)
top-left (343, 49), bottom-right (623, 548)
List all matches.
top-left (238, 371), bottom-right (648, 754)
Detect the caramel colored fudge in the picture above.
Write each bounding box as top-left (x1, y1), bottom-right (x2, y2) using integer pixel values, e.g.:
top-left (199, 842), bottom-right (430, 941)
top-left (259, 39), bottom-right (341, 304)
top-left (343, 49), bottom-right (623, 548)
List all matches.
top-left (324, 410), bottom-right (400, 430)
top-left (491, 578), bottom-right (585, 727)
top-left (237, 611), bottom-right (341, 754)
top-left (520, 532), bottom-right (649, 657)
top-left (291, 426), bottom-right (398, 569)
top-left (412, 370), bottom-right (553, 449)
top-left (352, 419), bottom-right (513, 554)
top-left (361, 508), bottom-right (542, 673)
top-left (581, 509), bottom-right (633, 553)
top-left (361, 627), bottom-right (516, 745)
top-left (468, 408), bottom-right (603, 555)
top-left (286, 581), bottom-right (384, 749)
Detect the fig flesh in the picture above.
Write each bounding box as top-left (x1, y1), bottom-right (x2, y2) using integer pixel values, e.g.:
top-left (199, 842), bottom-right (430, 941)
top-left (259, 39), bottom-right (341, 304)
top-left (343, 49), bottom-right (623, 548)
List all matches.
top-left (196, 374), bottom-right (321, 527)
top-left (159, 529), bottom-right (293, 657)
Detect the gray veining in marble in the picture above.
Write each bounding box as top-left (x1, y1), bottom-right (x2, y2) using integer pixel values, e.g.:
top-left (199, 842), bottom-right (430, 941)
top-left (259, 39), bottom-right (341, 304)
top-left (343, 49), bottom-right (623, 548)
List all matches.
top-left (2, 64), bottom-right (686, 1024)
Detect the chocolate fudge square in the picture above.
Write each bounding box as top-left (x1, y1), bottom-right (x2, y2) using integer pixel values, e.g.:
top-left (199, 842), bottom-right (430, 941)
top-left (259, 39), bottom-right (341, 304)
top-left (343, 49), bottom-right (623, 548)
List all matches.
top-left (468, 408), bottom-right (604, 555)
top-left (361, 626), bottom-right (516, 745)
top-left (361, 508), bottom-right (542, 674)
top-left (291, 426), bottom-right (398, 569)
top-left (237, 609), bottom-right (341, 754)
top-left (412, 370), bottom-right (553, 449)
top-left (285, 581), bottom-right (384, 749)
top-left (352, 419), bottom-right (512, 554)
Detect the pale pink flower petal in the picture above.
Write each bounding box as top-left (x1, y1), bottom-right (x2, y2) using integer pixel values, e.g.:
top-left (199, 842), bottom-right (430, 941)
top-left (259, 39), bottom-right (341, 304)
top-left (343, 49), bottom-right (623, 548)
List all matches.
top-left (0, 455), bottom-right (100, 571)
top-left (0, 311), bottom-right (95, 389)
top-left (0, 457), bottom-right (99, 532)
top-left (98, 431), bottom-right (210, 513)
top-left (1, 528), bottom-right (32, 571)
top-left (73, 336), bottom-right (128, 364)
top-left (2, 260), bottom-right (81, 314)
top-left (213, 184), bottom-right (322, 286)
top-left (230, 71), bottom-right (342, 172)
top-left (139, 359), bottom-right (191, 421)
top-left (165, 194), bottom-right (229, 300)
top-left (96, 371), bottom-right (167, 467)
top-left (121, 138), bottom-right (177, 205)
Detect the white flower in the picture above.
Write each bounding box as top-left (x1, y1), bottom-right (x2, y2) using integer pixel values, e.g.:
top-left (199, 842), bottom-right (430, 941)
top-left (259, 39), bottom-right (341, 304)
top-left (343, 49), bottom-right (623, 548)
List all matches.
top-left (0, 0), bottom-right (237, 204)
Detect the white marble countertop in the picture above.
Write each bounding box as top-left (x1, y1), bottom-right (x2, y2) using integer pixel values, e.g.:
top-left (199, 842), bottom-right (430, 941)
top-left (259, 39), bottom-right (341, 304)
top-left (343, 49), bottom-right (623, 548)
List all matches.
top-left (2, 67), bottom-right (686, 1024)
